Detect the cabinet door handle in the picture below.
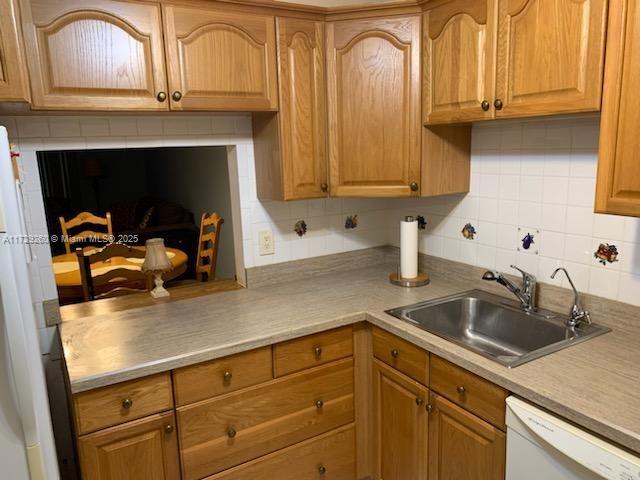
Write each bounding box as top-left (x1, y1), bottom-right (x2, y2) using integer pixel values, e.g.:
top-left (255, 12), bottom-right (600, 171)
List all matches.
top-left (410, 182), bottom-right (419, 192)
top-left (315, 399), bottom-right (324, 409)
top-left (227, 427), bottom-right (237, 438)
top-left (318, 465), bottom-right (327, 475)
top-left (390, 349), bottom-right (399, 358)
top-left (415, 397), bottom-right (424, 406)
top-left (156, 91), bottom-right (167, 102)
top-left (164, 424), bottom-right (174, 434)
top-left (122, 398), bottom-right (133, 409)
top-left (494, 99), bottom-right (503, 110)
top-left (223, 371), bottom-right (233, 382)
top-left (320, 183), bottom-right (328, 193)
top-left (481, 100), bottom-right (490, 111)
top-left (426, 404), bottom-right (433, 414)
top-left (457, 385), bottom-right (466, 395)
top-left (314, 346), bottom-right (322, 358)
top-left (172, 91), bottom-right (183, 101)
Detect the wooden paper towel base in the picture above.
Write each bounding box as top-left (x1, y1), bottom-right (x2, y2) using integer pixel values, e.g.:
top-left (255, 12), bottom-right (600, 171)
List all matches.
top-left (389, 272), bottom-right (430, 287)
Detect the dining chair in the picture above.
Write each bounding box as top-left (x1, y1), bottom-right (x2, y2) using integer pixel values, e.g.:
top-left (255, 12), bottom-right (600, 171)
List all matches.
top-left (59, 211), bottom-right (113, 254)
top-left (76, 243), bottom-right (149, 301)
top-left (196, 212), bottom-right (224, 282)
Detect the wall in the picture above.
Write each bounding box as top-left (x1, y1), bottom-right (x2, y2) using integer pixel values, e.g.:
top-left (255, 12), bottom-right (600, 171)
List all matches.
top-left (147, 147), bottom-right (236, 279)
top-left (389, 116), bottom-right (640, 307)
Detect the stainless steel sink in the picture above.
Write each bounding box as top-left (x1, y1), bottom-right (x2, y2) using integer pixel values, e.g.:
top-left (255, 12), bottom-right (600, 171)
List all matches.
top-left (386, 290), bottom-right (610, 368)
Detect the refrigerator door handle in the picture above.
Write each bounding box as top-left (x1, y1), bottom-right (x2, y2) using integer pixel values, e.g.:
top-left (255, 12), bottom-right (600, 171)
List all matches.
top-left (14, 178), bottom-right (34, 264)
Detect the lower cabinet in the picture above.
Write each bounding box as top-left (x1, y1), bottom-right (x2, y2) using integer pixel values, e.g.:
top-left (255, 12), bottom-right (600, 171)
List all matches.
top-left (77, 411), bottom-right (180, 480)
top-left (428, 392), bottom-right (506, 480)
top-left (372, 359), bottom-right (428, 480)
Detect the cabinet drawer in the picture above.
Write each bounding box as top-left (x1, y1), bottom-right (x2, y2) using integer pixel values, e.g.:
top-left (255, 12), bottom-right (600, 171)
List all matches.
top-left (73, 373), bottom-right (173, 435)
top-left (430, 356), bottom-right (508, 430)
top-left (173, 347), bottom-right (273, 406)
top-left (274, 326), bottom-right (353, 377)
top-left (372, 327), bottom-right (429, 385)
top-left (177, 358), bottom-right (354, 480)
top-left (205, 424), bottom-right (355, 480)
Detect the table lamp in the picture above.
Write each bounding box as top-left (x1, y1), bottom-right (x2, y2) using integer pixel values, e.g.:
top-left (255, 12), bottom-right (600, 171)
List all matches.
top-left (142, 238), bottom-right (173, 298)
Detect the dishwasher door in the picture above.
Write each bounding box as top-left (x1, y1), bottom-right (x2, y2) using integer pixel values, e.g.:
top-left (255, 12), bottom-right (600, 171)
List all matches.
top-left (506, 396), bottom-right (640, 480)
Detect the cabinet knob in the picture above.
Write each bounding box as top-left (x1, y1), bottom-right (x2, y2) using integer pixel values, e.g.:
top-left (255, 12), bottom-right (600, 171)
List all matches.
top-left (172, 91), bottom-right (183, 101)
top-left (410, 182), bottom-right (419, 192)
top-left (156, 91), bottom-right (167, 102)
top-left (315, 399), bottom-right (324, 409)
top-left (481, 100), bottom-right (490, 111)
top-left (415, 397), bottom-right (424, 406)
top-left (223, 371), bottom-right (233, 382)
top-left (318, 465), bottom-right (327, 475)
top-left (121, 398), bottom-right (133, 409)
top-left (390, 349), bottom-right (399, 358)
top-left (320, 183), bottom-right (329, 193)
top-left (227, 427), bottom-right (237, 438)
top-left (164, 424), bottom-right (174, 434)
top-left (314, 346), bottom-right (322, 358)
top-left (426, 404), bottom-right (433, 414)
top-left (457, 385), bottom-right (466, 395)
top-left (494, 99), bottom-right (503, 110)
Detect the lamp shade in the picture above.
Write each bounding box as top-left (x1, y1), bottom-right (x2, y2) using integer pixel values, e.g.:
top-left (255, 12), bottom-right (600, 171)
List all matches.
top-left (142, 238), bottom-right (172, 272)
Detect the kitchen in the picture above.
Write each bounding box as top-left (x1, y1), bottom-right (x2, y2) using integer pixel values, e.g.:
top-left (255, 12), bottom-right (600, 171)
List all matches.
top-left (0, 0), bottom-right (639, 479)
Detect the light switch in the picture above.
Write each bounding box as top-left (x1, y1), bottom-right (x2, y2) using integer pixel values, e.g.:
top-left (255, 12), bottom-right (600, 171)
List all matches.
top-left (258, 229), bottom-right (274, 256)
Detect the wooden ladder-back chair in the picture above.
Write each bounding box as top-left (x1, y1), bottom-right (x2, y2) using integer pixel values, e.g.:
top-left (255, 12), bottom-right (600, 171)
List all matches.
top-left (196, 212), bottom-right (224, 282)
top-left (59, 211), bottom-right (113, 254)
top-left (76, 243), bottom-right (148, 301)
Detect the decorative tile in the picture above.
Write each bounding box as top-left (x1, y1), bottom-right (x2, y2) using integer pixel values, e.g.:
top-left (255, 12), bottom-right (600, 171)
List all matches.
top-left (345, 215), bottom-right (358, 229)
top-left (416, 215), bottom-right (427, 230)
top-left (294, 220), bottom-right (307, 237)
top-left (461, 223), bottom-right (476, 240)
top-left (594, 243), bottom-right (619, 266)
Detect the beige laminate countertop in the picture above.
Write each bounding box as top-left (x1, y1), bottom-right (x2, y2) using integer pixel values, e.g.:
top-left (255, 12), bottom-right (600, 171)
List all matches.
top-left (60, 264), bottom-right (640, 455)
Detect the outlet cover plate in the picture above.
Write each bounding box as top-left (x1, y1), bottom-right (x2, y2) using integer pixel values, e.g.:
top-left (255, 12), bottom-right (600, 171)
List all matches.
top-left (258, 229), bottom-right (274, 256)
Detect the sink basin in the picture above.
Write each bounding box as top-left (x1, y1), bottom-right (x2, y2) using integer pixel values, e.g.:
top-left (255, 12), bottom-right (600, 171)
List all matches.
top-left (386, 290), bottom-right (610, 368)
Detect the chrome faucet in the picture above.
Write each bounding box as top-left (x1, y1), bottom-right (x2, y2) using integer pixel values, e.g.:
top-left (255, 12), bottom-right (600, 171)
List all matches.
top-left (550, 267), bottom-right (591, 328)
top-left (482, 265), bottom-right (537, 312)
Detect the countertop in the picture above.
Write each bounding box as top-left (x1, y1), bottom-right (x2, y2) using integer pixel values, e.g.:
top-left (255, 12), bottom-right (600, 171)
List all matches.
top-left (60, 264), bottom-right (640, 455)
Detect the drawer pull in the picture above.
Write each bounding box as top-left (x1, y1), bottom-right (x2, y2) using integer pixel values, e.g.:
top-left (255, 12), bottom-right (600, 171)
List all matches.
top-left (156, 91), bottom-right (167, 102)
top-left (457, 385), bottom-right (466, 395)
top-left (164, 424), bottom-right (174, 434)
top-left (121, 398), bottom-right (133, 410)
top-left (172, 91), bottom-right (183, 101)
top-left (315, 399), bottom-right (324, 409)
top-left (314, 346), bottom-right (322, 358)
top-left (390, 349), bottom-right (399, 358)
top-left (415, 397), bottom-right (424, 406)
top-left (227, 427), bottom-right (237, 439)
top-left (318, 465), bottom-right (327, 475)
top-left (426, 404), bottom-right (433, 414)
top-left (223, 371), bottom-right (233, 382)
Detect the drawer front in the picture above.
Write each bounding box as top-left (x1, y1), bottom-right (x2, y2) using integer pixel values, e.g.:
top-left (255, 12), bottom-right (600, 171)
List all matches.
top-left (173, 347), bottom-right (273, 406)
top-left (430, 356), bottom-right (508, 430)
top-left (177, 358), bottom-right (354, 480)
top-left (205, 424), bottom-right (355, 480)
top-left (372, 327), bottom-right (429, 385)
top-left (274, 326), bottom-right (353, 377)
top-left (74, 373), bottom-right (173, 435)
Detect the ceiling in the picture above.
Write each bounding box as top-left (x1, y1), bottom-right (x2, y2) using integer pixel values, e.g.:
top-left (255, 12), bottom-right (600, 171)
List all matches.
top-left (274, 0), bottom-right (396, 7)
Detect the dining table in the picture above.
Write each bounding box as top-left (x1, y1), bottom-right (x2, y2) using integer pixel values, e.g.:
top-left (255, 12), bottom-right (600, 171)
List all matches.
top-left (53, 246), bottom-right (188, 304)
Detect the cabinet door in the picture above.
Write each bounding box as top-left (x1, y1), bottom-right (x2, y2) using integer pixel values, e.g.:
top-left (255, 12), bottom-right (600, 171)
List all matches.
top-left (163, 5), bottom-right (278, 111)
top-left (78, 411), bottom-right (180, 480)
top-left (278, 17), bottom-right (327, 199)
top-left (0, 0), bottom-right (30, 101)
top-left (595, 0), bottom-right (640, 216)
top-left (327, 16), bottom-right (421, 197)
top-left (428, 392), bottom-right (505, 480)
top-left (372, 359), bottom-right (428, 480)
top-left (20, 0), bottom-right (168, 111)
top-left (494, 0), bottom-right (607, 118)
top-left (423, 0), bottom-right (497, 124)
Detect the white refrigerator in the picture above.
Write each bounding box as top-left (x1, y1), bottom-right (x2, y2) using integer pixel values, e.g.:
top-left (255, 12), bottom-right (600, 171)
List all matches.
top-left (0, 125), bottom-right (59, 479)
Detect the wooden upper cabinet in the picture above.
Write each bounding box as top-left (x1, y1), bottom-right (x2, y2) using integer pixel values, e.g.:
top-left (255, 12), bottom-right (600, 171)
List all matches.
top-left (428, 392), bottom-right (505, 480)
top-left (595, 0), bottom-right (640, 216)
top-left (0, 0), bottom-right (30, 102)
top-left (495, 0), bottom-right (607, 118)
top-left (253, 17), bottom-right (327, 200)
top-left (20, 0), bottom-right (168, 111)
top-left (162, 5), bottom-right (278, 111)
top-left (327, 16), bottom-right (421, 197)
top-left (423, 0), bottom-right (497, 124)
top-left (372, 360), bottom-right (428, 480)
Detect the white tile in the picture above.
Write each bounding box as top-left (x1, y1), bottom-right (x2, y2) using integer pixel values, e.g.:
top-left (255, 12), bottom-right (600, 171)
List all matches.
top-left (478, 198), bottom-right (498, 222)
top-left (80, 118), bottom-right (110, 137)
top-left (454, 196), bottom-right (479, 219)
top-left (187, 117), bottom-right (213, 135)
top-left (593, 214), bottom-right (626, 242)
top-left (517, 202), bottom-right (542, 227)
top-left (570, 150), bottom-right (597, 178)
top-left (617, 272), bottom-right (640, 306)
top-left (571, 121), bottom-right (600, 149)
top-left (562, 261), bottom-right (590, 292)
top-left (420, 234), bottom-right (443, 257)
top-left (519, 176), bottom-right (543, 203)
top-left (623, 217), bottom-right (640, 243)
top-left (125, 136), bottom-right (163, 148)
top-left (442, 238), bottom-right (461, 261)
top-left (498, 175), bottom-right (520, 200)
top-left (539, 231), bottom-right (565, 259)
top-left (519, 152), bottom-right (546, 175)
top-left (495, 248), bottom-right (517, 272)
top-left (471, 126), bottom-right (501, 150)
top-left (500, 125), bottom-right (523, 150)
top-left (85, 137), bottom-right (126, 149)
top-left (514, 251), bottom-right (539, 277)
top-left (541, 204), bottom-right (567, 232)
top-left (477, 221), bottom-right (497, 246)
top-left (522, 124), bottom-right (547, 149)
top-left (565, 206), bottom-right (594, 236)
top-left (136, 117), bottom-right (163, 135)
top-left (567, 177), bottom-right (596, 207)
top-left (588, 267), bottom-right (620, 299)
top-left (496, 224), bottom-right (518, 250)
top-left (308, 199), bottom-right (326, 217)
top-left (325, 198), bottom-right (342, 215)
top-left (497, 200), bottom-right (519, 226)
top-left (542, 177), bottom-right (569, 205)
top-left (234, 116), bottom-right (252, 135)
top-left (0, 117), bottom-right (18, 138)
top-left (476, 244), bottom-right (496, 269)
top-left (543, 154), bottom-right (571, 176)
top-left (499, 151), bottom-right (521, 175)
top-left (458, 241), bottom-right (478, 264)
top-left (212, 116), bottom-right (236, 134)
top-left (49, 118), bottom-right (81, 137)
top-left (538, 256), bottom-right (563, 286)
top-left (242, 239), bottom-right (254, 268)
top-left (617, 242), bottom-right (640, 275)
top-left (289, 200), bottom-right (308, 219)
top-left (477, 152), bottom-right (501, 174)
top-left (563, 234), bottom-right (593, 265)
top-left (43, 137), bottom-right (87, 151)
top-left (478, 174), bottom-right (499, 197)
top-left (109, 117), bottom-right (137, 136)
top-left (162, 117), bottom-right (189, 135)
top-left (16, 117), bottom-right (50, 138)
top-left (544, 125), bottom-right (572, 149)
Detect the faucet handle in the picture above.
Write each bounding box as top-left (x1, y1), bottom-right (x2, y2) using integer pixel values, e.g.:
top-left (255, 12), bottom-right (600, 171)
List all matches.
top-left (510, 265), bottom-right (535, 282)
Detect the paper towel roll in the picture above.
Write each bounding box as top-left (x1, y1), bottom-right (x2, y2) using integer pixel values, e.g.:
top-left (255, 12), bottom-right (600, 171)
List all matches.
top-left (400, 216), bottom-right (418, 279)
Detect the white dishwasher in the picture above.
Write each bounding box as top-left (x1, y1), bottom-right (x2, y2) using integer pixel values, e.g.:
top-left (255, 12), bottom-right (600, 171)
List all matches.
top-left (506, 396), bottom-right (640, 480)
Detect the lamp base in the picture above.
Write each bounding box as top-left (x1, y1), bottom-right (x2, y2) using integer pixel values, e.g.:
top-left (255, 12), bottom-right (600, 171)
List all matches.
top-left (150, 273), bottom-right (170, 298)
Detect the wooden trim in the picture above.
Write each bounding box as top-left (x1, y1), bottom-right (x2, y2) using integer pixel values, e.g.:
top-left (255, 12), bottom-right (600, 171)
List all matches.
top-left (353, 322), bottom-right (373, 479)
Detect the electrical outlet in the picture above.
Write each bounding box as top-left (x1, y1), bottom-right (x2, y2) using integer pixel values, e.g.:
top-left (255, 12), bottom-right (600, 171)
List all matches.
top-left (258, 229), bottom-right (274, 256)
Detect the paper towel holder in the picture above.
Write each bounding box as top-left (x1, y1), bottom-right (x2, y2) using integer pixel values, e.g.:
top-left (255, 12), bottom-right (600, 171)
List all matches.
top-left (389, 271), bottom-right (430, 287)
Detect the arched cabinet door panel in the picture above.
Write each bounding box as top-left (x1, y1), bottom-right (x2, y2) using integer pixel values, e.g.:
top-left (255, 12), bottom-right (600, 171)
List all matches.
top-left (162, 5), bottom-right (278, 111)
top-left (0, 0), bottom-right (30, 102)
top-left (20, 0), bottom-right (168, 111)
top-left (327, 16), bottom-right (421, 197)
top-left (423, 0), bottom-right (497, 124)
top-left (495, 0), bottom-right (607, 118)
